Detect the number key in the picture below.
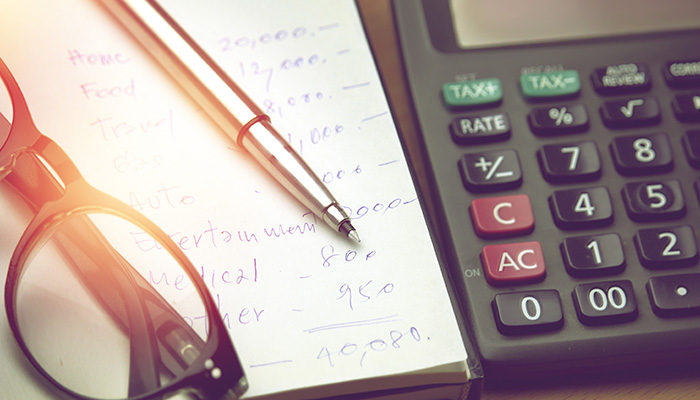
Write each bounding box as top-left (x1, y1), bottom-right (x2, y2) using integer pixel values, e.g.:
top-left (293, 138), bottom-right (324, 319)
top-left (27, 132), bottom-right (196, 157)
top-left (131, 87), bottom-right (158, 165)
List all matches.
top-left (561, 233), bottom-right (625, 277)
top-left (622, 179), bottom-right (686, 221)
top-left (492, 290), bottom-right (563, 335)
top-left (537, 140), bottom-right (601, 183)
top-left (549, 186), bottom-right (613, 229)
top-left (573, 280), bottom-right (637, 325)
top-left (634, 225), bottom-right (699, 269)
top-left (610, 132), bottom-right (673, 176)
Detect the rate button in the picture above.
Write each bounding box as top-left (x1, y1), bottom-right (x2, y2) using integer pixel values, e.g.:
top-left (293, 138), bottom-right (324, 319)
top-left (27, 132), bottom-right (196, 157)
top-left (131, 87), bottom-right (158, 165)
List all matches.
top-left (450, 112), bottom-right (511, 144)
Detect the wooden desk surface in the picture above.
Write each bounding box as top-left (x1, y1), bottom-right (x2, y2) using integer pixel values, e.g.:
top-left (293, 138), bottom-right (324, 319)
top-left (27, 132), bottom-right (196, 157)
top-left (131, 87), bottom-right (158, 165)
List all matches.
top-left (356, 1), bottom-right (700, 399)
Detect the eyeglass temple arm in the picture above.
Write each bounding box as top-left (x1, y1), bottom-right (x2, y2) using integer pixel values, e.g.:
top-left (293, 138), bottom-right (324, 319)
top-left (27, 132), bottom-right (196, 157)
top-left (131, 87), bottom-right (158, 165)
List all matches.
top-left (2, 140), bottom-right (205, 381)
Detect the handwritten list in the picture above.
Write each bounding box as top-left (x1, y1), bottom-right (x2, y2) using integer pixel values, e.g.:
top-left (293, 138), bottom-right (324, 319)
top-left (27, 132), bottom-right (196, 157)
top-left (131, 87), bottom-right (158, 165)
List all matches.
top-left (0, 0), bottom-right (468, 399)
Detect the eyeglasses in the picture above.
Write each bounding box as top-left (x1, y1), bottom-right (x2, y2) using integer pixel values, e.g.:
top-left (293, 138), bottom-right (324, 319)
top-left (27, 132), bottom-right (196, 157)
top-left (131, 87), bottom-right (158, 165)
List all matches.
top-left (0, 59), bottom-right (247, 399)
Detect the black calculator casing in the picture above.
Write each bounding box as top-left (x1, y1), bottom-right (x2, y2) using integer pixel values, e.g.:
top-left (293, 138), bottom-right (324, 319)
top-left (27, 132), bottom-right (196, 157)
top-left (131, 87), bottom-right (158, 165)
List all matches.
top-left (393, 0), bottom-right (700, 379)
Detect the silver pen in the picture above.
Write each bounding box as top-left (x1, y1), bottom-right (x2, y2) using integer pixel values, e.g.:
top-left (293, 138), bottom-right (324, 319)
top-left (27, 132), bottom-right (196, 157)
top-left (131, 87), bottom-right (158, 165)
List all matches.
top-left (100, 0), bottom-right (360, 242)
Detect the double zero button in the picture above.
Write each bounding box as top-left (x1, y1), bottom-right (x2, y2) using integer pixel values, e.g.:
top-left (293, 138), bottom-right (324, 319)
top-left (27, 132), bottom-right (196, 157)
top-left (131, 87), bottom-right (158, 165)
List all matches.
top-left (573, 281), bottom-right (637, 325)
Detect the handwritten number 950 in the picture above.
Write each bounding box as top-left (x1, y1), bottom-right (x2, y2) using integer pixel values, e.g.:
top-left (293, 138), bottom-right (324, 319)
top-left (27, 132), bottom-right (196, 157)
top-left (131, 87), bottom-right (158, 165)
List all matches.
top-left (337, 280), bottom-right (394, 311)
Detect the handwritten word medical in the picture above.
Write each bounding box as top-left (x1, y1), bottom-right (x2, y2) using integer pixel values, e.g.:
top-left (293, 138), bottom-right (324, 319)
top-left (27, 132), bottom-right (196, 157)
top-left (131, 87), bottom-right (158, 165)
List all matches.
top-left (147, 258), bottom-right (259, 291)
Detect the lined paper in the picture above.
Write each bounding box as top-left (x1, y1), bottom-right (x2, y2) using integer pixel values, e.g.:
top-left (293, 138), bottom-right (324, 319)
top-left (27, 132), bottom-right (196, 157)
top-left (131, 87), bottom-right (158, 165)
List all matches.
top-left (0, 1), bottom-right (467, 398)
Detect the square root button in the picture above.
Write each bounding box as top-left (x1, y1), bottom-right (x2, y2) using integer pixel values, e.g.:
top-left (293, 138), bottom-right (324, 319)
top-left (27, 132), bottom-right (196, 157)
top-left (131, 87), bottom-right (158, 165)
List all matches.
top-left (481, 241), bottom-right (546, 286)
top-left (470, 194), bottom-right (534, 239)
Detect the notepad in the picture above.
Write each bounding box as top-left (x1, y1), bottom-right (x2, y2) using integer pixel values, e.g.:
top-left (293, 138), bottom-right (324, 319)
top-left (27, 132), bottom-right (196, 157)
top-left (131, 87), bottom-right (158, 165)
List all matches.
top-left (0, 0), bottom-right (470, 398)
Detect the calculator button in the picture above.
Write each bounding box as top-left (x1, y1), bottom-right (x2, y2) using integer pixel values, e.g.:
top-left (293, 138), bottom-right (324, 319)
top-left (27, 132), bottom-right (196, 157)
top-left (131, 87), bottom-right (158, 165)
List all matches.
top-left (672, 94), bottom-right (700, 122)
top-left (591, 63), bottom-right (651, 95)
top-left (492, 290), bottom-right (563, 335)
top-left (610, 132), bottom-right (673, 176)
top-left (561, 233), bottom-right (625, 277)
top-left (520, 70), bottom-right (580, 99)
top-left (600, 96), bottom-right (661, 128)
top-left (481, 241), bottom-right (546, 286)
top-left (442, 78), bottom-right (503, 108)
top-left (622, 179), bottom-right (686, 222)
top-left (634, 225), bottom-right (699, 269)
top-left (459, 149), bottom-right (522, 192)
top-left (450, 112), bottom-right (511, 144)
top-left (573, 280), bottom-right (637, 325)
top-left (663, 60), bottom-right (700, 88)
top-left (549, 186), bottom-right (613, 230)
top-left (682, 130), bottom-right (700, 168)
top-left (528, 104), bottom-right (589, 135)
top-left (647, 273), bottom-right (700, 317)
top-left (470, 194), bottom-right (534, 239)
top-left (537, 140), bottom-right (601, 183)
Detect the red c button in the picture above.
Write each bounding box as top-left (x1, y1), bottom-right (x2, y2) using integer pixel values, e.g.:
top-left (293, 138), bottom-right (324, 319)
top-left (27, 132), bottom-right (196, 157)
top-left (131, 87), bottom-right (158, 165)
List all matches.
top-left (470, 194), bottom-right (534, 238)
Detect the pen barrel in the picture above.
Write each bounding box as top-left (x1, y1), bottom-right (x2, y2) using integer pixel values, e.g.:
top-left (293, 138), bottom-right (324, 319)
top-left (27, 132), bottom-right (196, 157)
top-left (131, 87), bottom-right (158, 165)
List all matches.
top-left (240, 119), bottom-right (349, 230)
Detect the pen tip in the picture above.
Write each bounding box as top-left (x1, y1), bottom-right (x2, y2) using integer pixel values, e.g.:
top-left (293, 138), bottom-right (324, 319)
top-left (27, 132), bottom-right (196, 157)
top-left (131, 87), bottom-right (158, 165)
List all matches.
top-left (339, 220), bottom-right (361, 243)
top-left (348, 230), bottom-right (361, 243)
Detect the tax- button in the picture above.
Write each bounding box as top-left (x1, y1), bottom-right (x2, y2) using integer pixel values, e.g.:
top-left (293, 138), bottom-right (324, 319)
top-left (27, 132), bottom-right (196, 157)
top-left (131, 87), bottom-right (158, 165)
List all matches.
top-left (520, 70), bottom-right (580, 99)
top-left (481, 241), bottom-right (546, 286)
top-left (470, 194), bottom-right (534, 239)
top-left (443, 78), bottom-right (503, 108)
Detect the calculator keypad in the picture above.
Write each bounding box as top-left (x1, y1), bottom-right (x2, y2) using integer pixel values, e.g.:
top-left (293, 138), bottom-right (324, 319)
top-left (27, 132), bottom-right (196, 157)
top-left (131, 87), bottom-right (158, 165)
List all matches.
top-left (447, 60), bottom-right (700, 337)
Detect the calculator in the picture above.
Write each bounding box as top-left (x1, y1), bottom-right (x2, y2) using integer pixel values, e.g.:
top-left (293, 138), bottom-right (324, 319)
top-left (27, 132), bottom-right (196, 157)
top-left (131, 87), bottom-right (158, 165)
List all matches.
top-left (392, 0), bottom-right (700, 379)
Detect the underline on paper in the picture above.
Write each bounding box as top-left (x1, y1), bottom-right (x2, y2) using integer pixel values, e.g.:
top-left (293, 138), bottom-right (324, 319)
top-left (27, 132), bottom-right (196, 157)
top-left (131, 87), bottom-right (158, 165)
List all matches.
top-left (361, 111), bottom-right (388, 122)
top-left (343, 82), bottom-right (370, 90)
top-left (249, 360), bottom-right (294, 368)
top-left (378, 160), bottom-right (398, 167)
top-left (318, 22), bottom-right (340, 31)
top-left (303, 314), bottom-right (401, 334)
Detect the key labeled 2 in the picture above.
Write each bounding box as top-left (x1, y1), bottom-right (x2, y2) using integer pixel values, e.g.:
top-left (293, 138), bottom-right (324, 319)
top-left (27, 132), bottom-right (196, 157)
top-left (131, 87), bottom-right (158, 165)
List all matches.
top-left (634, 225), bottom-right (699, 269)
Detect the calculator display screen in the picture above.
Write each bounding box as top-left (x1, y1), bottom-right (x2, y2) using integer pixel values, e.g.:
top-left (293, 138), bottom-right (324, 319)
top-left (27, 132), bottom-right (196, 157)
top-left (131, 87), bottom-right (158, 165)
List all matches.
top-left (449, 0), bottom-right (700, 49)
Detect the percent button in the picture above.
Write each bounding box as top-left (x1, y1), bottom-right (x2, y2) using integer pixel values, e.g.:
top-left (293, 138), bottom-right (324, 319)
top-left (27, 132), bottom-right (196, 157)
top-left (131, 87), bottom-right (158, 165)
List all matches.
top-left (528, 103), bottom-right (589, 135)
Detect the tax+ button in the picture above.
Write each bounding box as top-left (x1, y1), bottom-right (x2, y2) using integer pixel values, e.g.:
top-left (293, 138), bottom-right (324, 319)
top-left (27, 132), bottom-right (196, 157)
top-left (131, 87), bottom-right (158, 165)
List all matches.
top-left (470, 194), bottom-right (534, 238)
